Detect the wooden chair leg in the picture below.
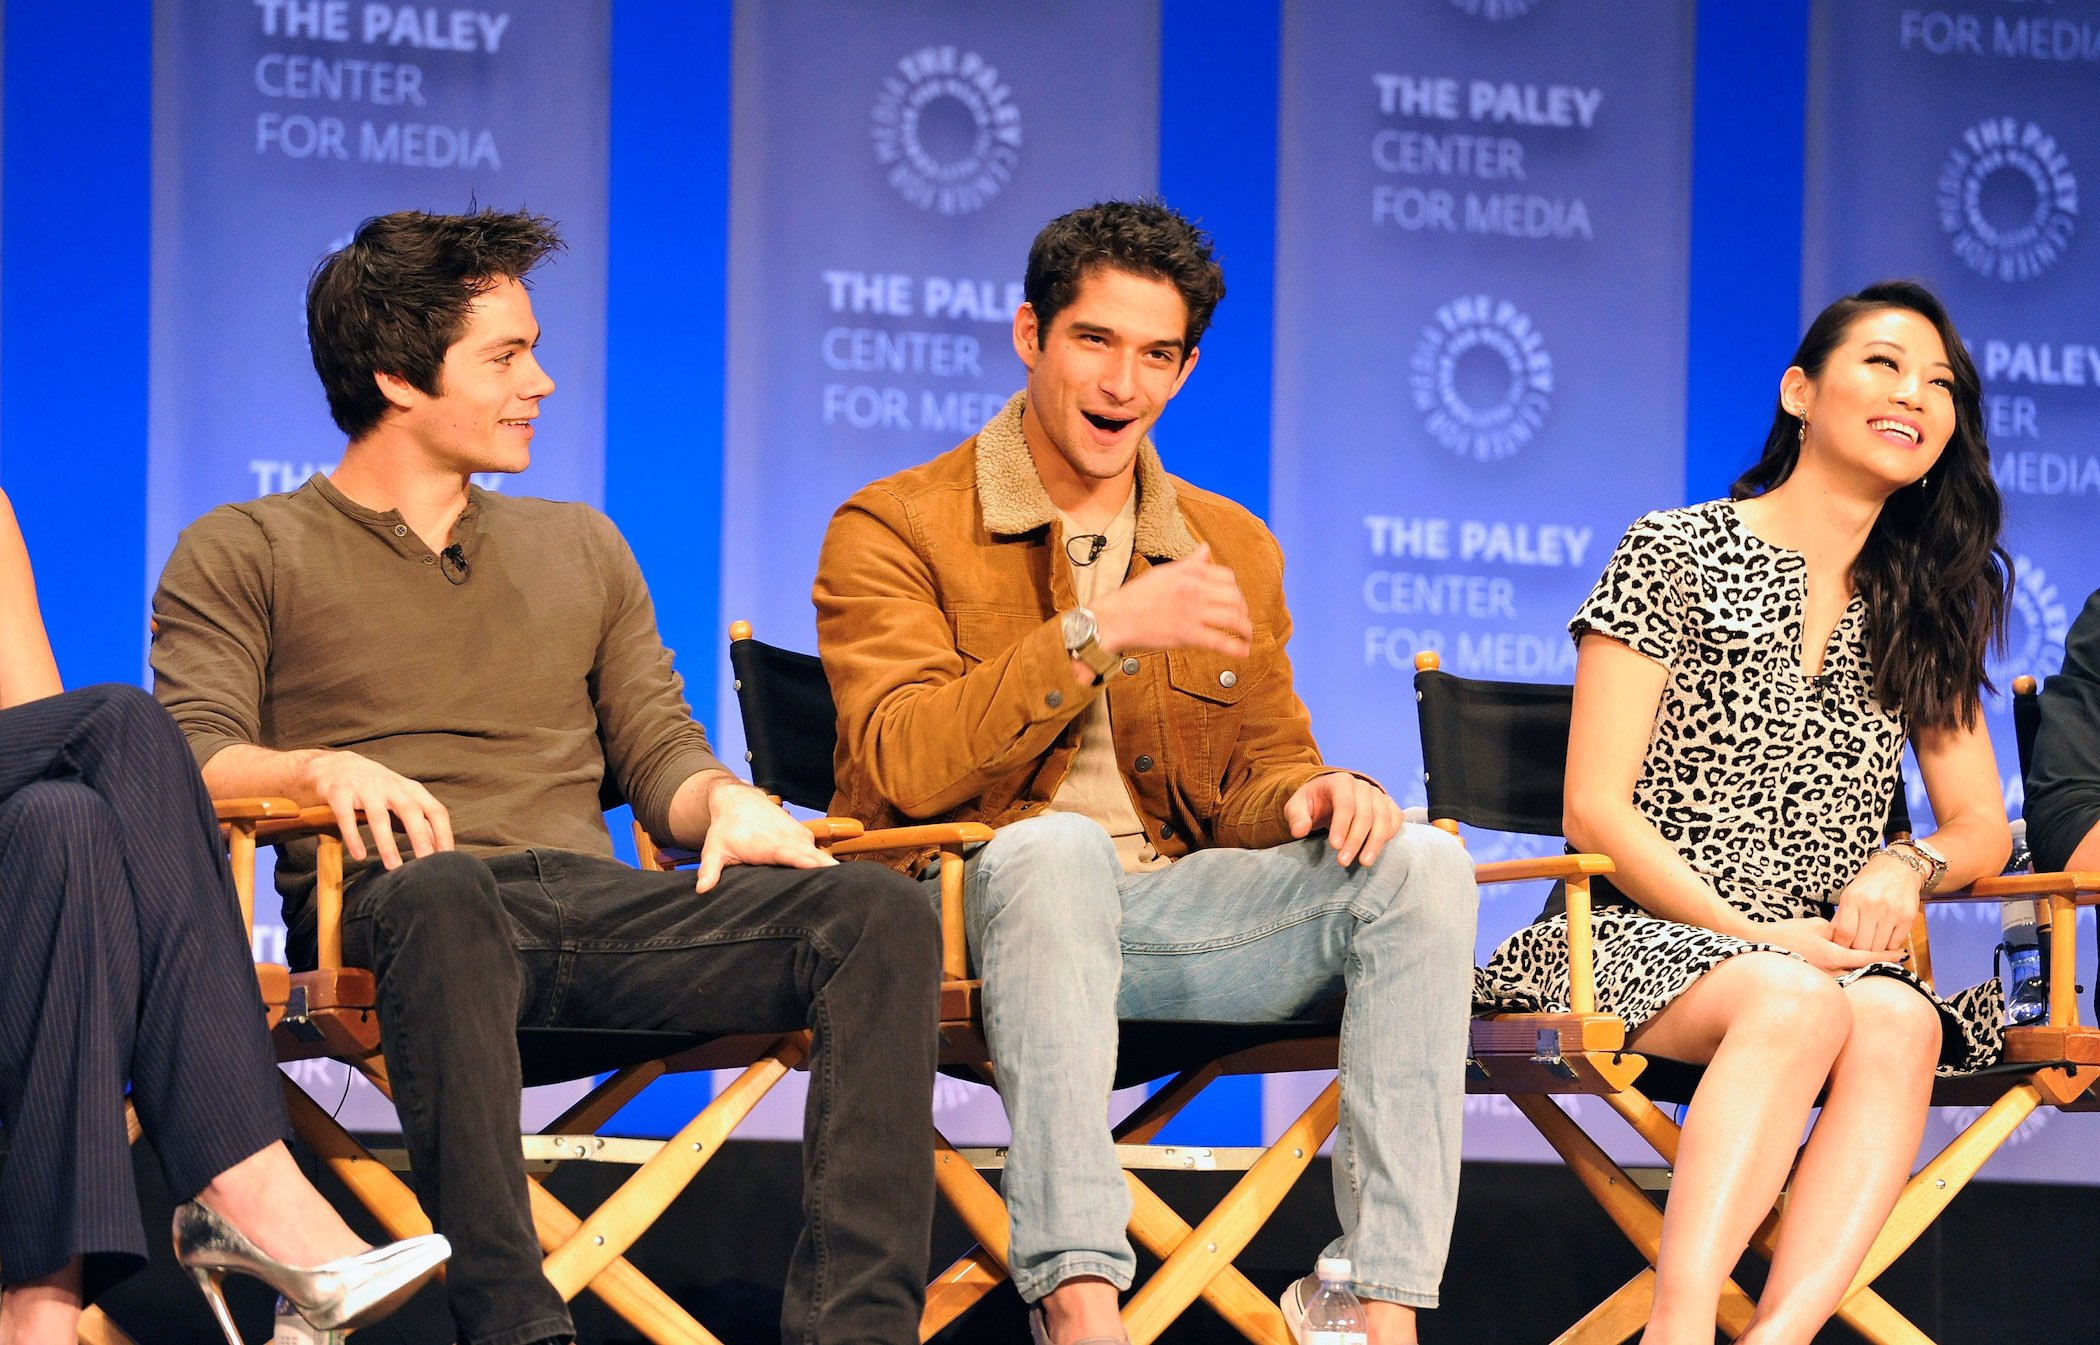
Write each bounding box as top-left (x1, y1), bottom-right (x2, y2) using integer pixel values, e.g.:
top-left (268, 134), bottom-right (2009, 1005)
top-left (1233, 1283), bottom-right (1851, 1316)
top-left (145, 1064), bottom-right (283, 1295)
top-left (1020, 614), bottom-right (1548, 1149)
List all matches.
top-left (1843, 1080), bottom-right (2043, 1299)
top-left (74, 1308), bottom-right (137, 1345)
top-left (1833, 1283), bottom-right (1935, 1345)
top-left (1126, 1177), bottom-right (1290, 1345)
top-left (921, 1131), bottom-right (1014, 1340)
top-left (1511, 1094), bottom-right (1758, 1338)
top-left (541, 1061), bottom-right (668, 1137)
top-left (526, 1180), bottom-right (719, 1345)
top-left (1112, 1064), bottom-right (1223, 1145)
top-left (287, 1077), bottom-right (701, 1343)
top-left (1120, 1079), bottom-right (1338, 1345)
top-left (1549, 1267), bottom-right (1653, 1345)
top-left (283, 1078), bottom-right (436, 1239)
top-left (541, 1033), bottom-right (806, 1298)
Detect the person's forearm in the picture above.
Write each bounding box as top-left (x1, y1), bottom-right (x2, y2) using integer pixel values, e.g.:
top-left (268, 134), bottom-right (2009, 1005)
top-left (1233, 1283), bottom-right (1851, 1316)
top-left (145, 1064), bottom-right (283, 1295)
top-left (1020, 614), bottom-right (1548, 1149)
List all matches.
top-left (1566, 798), bottom-right (1760, 937)
top-left (663, 767), bottom-right (742, 849)
top-left (1919, 808), bottom-right (2013, 889)
top-left (201, 742), bottom-right (334, 805)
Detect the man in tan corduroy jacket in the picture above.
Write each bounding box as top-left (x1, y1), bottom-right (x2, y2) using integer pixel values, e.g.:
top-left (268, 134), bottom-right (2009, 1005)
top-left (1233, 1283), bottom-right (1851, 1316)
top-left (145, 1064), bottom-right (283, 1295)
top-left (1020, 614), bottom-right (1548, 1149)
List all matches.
top-left (816, 200), bottom-right (1477, 1345)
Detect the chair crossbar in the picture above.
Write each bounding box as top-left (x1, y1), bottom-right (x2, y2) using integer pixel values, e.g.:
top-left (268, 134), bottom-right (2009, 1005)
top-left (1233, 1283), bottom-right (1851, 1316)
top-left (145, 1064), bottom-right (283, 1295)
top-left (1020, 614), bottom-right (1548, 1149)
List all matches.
top-left (954, 1144), bottom-right (1270, 1172)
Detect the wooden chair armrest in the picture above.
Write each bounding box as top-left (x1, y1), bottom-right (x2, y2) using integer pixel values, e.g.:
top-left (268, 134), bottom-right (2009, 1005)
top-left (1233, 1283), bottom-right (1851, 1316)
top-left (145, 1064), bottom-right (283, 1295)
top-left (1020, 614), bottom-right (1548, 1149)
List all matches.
top-left (647, 817), bottom-right (869, 869)
top-left (253, 804), bottom-right (351, 845)
top-left (1472, 853), bottom-right (1615, 885)
top-left (829, 824), bottom-right (992, 987)
top-left (213, 797), bottom-right (304, 822)
top-left (1958, 871), bottom-right (2100, 903)
top-left (824, 822), bottom-right (995, 858)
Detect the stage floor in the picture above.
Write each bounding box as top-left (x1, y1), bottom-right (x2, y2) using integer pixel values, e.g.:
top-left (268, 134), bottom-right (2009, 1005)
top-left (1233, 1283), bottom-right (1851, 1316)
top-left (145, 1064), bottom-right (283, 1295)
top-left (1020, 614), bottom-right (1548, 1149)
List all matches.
top-left (88, 1138), bottom-right (2096, 1344)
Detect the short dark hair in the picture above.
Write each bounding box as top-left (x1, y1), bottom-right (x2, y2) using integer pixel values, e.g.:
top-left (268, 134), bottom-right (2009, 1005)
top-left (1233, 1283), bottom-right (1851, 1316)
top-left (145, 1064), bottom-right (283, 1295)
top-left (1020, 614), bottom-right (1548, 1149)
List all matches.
top-left (1023, 199), bottom-right (1225, 355)
top-left (306, 209), bottom-right (565, 439)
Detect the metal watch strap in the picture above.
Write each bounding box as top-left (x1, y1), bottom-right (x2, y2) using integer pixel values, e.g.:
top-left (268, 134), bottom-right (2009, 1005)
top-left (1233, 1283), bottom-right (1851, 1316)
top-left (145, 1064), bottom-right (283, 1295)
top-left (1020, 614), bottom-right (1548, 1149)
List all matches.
top-left (1903, 837), bottom-right (1949, 892)
top-left (1880, 842), bottom-right (1933, 887)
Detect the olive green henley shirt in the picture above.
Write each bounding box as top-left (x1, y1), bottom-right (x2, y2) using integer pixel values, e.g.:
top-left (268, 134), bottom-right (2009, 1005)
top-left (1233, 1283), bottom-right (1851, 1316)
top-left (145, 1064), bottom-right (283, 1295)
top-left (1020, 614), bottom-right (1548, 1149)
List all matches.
top-left (151, 474), bottom-right (725, 907)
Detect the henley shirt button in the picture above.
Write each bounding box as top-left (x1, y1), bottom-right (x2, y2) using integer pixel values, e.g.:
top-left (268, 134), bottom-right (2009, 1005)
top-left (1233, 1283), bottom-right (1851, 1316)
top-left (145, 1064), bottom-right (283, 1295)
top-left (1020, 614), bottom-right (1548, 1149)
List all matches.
top-left (1122, 657), bottom-right (1140, 676)
top-left (393, 524), bottom-right (408, 537)
top-left (1219, 670), bottom-right (1238, 689)
top-left (421, 555), bottom-right (435, 565)
top-left (1045, 690), bottom-right (1064, 709)
top-left (1135, 754), bottom-right (1154, 773)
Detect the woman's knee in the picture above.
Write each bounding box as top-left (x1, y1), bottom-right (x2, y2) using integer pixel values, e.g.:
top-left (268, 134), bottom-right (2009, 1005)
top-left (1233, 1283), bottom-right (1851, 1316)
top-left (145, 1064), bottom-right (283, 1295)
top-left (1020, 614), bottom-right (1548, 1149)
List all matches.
top-left (1718, 952), bottom-right (1853, 1053)
top-left (1842, 976), bottom-right (1943, 1064)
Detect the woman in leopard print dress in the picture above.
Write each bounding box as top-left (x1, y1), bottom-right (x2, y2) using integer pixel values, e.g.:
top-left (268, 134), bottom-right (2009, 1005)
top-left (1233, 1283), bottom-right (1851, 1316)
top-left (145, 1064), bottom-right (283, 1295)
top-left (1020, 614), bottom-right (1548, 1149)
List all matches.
top-left (1477, 281), bottom-right (2013, 1345)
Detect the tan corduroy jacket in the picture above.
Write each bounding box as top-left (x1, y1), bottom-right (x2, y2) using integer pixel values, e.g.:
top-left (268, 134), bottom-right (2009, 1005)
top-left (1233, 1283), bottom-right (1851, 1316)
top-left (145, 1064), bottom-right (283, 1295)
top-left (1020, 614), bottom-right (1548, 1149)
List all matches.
top-left (814, 392), bottom-right (1358, 874)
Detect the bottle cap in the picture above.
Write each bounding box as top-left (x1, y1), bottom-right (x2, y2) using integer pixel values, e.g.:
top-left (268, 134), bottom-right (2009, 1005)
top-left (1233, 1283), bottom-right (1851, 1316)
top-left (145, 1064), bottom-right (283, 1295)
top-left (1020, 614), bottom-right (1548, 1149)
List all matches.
top-left (1316, 1256), bottom-right (1353, 1281)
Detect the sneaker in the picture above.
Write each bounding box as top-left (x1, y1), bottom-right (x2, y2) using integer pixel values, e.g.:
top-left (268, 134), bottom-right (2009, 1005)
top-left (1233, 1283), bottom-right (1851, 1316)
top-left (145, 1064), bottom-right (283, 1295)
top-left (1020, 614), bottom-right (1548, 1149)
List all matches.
top-left (1277, 1273), bottom-right (1315, 1345)
top-left (1029, 1304), bottom-right (1128, 1345)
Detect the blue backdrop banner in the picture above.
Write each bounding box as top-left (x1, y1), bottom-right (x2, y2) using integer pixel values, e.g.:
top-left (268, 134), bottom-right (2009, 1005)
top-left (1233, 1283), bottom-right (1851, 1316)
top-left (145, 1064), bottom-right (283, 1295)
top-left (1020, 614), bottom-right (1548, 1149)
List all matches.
top-left (719, 0), bottom-right (1160, 1142)
top-left (1805, 0), bottom-right (2100, 1183)
top-left (1269, 0), bottom-right (1693, 1160)
top-left (149, 0), bottom-right (610, 587)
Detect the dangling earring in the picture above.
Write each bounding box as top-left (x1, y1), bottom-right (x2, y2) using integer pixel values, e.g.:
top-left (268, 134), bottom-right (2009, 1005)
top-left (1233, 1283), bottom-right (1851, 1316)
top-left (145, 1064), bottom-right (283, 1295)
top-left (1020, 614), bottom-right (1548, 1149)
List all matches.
top-left (1918, 472), bottom-right (1930, 489)
top-left (1796, 417), bottom-right (1809, 447)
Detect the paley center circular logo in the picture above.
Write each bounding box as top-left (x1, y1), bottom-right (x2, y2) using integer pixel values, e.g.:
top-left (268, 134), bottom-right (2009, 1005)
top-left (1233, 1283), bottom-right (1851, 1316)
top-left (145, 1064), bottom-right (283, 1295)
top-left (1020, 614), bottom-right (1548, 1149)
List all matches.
top-left (1409, 295), bottom-right (1554, 462)
top-left (871, 46), bottom-right (1022, 217)
top-left (1446, 0), bottom-right (1546, 17)
top-left (1937, 117), bottom-right (2078, 283)
top-left (1990, 556), bottom-right (2071, 691)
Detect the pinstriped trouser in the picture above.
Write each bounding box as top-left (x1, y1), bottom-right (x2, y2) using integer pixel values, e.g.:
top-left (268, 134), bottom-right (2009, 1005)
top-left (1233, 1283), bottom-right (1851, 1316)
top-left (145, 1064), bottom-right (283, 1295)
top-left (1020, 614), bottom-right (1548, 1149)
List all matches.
top-left (0, 685), bottom-right (284, 1299)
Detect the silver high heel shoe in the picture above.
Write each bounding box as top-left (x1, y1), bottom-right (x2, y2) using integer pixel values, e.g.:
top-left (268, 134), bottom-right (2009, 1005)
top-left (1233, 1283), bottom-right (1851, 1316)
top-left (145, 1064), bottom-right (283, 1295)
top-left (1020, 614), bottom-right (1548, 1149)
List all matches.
top-left (172, 1199), bottom-right (451, 1343)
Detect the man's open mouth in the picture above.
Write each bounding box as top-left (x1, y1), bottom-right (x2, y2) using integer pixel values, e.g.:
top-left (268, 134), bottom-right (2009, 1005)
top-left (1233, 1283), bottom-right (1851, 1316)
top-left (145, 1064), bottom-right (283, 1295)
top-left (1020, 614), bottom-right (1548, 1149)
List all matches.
top-left (1083, 412), bottom-right (1134, 433)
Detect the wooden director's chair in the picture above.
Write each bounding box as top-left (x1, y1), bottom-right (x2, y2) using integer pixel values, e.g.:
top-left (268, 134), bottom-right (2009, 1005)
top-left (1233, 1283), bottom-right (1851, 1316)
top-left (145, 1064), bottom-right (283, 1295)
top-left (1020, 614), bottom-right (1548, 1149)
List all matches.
top-left (207, 795), bottom-right (872, 1345)
top-left (1413, 650), bottom-right (2100, 1345)
top-left (728, 621), bottom-right (1349, 1345)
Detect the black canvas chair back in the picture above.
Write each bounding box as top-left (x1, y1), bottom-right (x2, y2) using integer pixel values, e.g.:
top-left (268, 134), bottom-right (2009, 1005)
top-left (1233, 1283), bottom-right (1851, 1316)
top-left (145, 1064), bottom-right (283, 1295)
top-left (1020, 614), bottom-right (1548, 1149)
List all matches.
top-left (1414, 667), bottom-right (1571, 835)
top-left (1415, 663), bottom-right (1911, 843)
top-left (727, 628), bottom-right (838, 812)
top-left (2013, 674), bottom-right (2042, 785)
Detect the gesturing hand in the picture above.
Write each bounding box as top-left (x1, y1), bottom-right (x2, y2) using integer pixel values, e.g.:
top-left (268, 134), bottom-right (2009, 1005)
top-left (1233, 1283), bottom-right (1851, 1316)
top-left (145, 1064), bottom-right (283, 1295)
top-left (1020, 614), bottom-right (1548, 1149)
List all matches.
top-left (1830, 850), bottom-right (1925, 953)
top-left (1755, 916), bottom-right (1890, 974)
top-left (1284, 772), bottom-right (1403, 868)
top-left (694, 780), bottom-right (838, 894)
top-left (298, 749), bottom-right (453, 870)
top-left (1091, 543), bottom-right (1252, 659)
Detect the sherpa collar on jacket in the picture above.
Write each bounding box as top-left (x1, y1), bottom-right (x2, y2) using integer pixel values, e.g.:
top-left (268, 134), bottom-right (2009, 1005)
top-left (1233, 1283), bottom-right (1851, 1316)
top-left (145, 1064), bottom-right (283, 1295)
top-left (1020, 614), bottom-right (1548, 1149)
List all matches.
top-left (972, 391), bottom-right (1201, 561)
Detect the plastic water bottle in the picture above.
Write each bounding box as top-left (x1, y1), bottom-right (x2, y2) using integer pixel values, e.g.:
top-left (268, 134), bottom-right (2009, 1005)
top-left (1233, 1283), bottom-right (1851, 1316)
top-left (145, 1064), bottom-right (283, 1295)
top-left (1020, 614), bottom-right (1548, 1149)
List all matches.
top-left (2000, 902), bottom-right (2048, 1026)
top-left (272, 1296), bottom-right (346, 1345)
top-left (1999, 820), bottom-right (2048, 1027)
top-left (1303, 1257), bottom-right (1368, 1345)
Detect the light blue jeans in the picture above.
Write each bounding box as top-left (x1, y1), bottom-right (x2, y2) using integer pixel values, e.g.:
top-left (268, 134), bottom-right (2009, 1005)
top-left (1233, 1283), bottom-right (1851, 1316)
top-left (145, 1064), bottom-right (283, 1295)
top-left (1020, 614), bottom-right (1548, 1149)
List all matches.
top-left (923, 813), bottom-right (1477, 1308)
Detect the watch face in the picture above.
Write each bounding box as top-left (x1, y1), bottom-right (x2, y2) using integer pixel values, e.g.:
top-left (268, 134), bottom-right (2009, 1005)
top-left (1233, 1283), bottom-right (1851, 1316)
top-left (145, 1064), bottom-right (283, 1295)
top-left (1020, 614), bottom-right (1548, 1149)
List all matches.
top-left (1912, 838), bottom-right (1948, 867)
top-left (1062, 608), bottom-right (1095, 651)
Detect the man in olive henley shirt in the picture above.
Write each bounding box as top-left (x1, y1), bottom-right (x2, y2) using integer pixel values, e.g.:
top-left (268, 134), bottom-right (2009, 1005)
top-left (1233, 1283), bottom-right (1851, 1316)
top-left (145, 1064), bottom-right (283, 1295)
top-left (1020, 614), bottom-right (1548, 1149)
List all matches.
top-left (150, 210), bottom-right (937, 1345)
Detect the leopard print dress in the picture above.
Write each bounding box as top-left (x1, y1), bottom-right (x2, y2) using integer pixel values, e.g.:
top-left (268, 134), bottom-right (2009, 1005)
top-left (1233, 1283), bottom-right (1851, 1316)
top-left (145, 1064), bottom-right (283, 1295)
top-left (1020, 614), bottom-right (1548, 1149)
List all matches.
top-left (1474, 500), bottom-right (2003, 1074)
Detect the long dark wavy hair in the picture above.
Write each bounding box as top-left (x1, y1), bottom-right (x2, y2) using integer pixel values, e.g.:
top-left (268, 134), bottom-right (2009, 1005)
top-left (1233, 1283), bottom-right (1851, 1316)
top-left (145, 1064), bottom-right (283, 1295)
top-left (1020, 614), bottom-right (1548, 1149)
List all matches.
top-left (1730, 280), bottom-right (2010, 732)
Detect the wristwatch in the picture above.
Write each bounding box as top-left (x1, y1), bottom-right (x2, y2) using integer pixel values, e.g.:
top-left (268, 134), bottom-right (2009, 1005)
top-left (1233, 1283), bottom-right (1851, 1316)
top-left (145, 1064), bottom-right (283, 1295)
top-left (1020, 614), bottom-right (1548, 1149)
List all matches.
top-left (1061, 607), bottom-right (1121, 680)
top-left (1885, 838), bottom-right (1949, 892)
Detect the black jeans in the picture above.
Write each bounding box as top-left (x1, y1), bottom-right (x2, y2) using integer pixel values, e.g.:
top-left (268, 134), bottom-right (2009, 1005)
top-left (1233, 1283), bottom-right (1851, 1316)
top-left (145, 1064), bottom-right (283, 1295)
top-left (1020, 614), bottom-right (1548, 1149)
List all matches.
top-left (317, 848), bottom-right (937, 1345)
top-left (0, 685), bottom-right (285, 1299)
